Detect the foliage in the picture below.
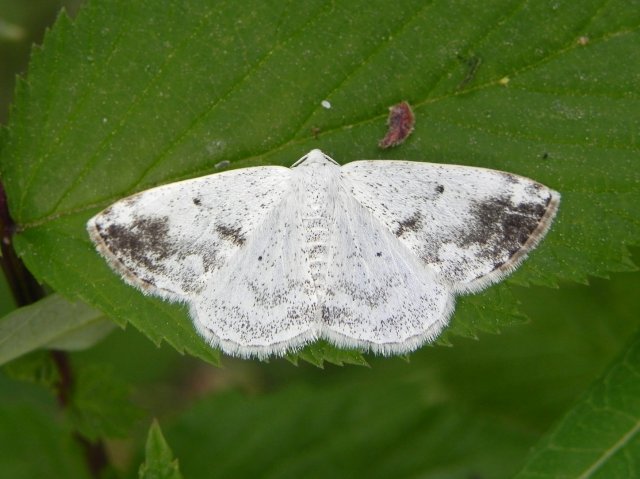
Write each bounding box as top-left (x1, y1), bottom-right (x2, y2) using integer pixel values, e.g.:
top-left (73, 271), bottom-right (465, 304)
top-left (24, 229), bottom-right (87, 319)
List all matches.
top-left (0, 293), bottom-right (114, 365)
top-left (516, 335), bottom-right (640, 478)
top-left (139, 420), bottom-right (183, 479)
top-left (0, 0), bottom-right (638, 478)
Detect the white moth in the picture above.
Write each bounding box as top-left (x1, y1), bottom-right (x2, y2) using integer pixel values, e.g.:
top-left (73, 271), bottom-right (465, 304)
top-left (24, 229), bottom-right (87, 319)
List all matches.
top-left (87, 149), bottom-right (560, 358)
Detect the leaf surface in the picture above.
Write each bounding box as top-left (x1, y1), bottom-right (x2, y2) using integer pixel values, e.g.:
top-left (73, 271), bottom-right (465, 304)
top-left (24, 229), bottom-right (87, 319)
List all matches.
top-left (515, 333), bottom-right (640, 478)
top-left (139, 420), bottom-right (183, 479)
top-left (67, 363), bottom-right (142, 440)
top-left (165, 380), bottom-right (534, 479)
top-left (0, 0), bottom-right (637, 361)
top-left (0, 374), bottom-right (90, 479)
top-left (0, 293), bottom-right (115, 366)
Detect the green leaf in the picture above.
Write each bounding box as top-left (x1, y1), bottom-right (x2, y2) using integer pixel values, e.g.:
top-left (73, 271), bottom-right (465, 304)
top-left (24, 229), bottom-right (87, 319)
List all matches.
top-left (0, 269), bottom-right (16, 317)
top-left (67, 363), bottom-right (142, 440)
top-left (139, 419), bottom-right (183, 479)
top-left (0, 0), bottom-right (638, 363)
top-left (515, 332), bottom-right (640, 479)
top-left (0, 375), bottom-right (91, 479)
top-left (1, 350), bottom-right (60, 391)
top-left (164, 379), bottom-right (534, 479)
top-left (0, 293), bottom-right (115, 366)
top-left (0, 403), bottom-right (91, 479)
top-left (287, 340), bottom-right (369, 368)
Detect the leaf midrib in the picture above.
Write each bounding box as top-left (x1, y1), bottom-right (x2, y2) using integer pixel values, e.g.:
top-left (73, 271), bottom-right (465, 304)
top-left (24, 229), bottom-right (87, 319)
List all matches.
top-left (576, 418), bottom-right (640, 479)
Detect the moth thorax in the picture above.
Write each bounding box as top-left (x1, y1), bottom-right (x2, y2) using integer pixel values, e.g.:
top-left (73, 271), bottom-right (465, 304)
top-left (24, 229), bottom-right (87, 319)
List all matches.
top-left (302, 213), bottom-right (330, 289)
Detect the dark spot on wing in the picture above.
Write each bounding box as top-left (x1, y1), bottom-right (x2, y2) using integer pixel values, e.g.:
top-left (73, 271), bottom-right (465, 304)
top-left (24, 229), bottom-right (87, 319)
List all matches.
top-left (457, 195), bottom-right (548, 262)
top-left (435, 184), bottom-right (445, 194)
top-left (394, 212), bottom-right (422, 237)
top-left (515, 201), bottom-right (546, 218)
top-left (192, 197), bottom-right (201, 205)
top-left (526, 183), bottom-right (543, 195)
top-left (216, 224), bottom-right (246, 246)
top-left (504, 173), bottom-right (520, 184)
top-left (101, 215), bottom-right (174, 273)
top-left (200, 250), bottom-right (222, 275)
top-left (122, 196), bottom-right (141, 207)
top-left (322, 305), bottom-right (351, 324)
top-left (376, 252), bottom-right (382, 257)
top-left (324, 279), bottom-right (390, 310)
top-left (258, 255), bottom-right (263, 261)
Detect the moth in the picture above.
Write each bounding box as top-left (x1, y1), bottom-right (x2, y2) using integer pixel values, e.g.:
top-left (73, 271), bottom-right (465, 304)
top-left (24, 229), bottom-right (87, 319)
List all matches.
top-left (88, 150), bottom-right (560, 358)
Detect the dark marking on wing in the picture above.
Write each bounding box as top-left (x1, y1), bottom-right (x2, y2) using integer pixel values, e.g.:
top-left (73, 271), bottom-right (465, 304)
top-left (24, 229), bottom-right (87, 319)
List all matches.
top-left (192, 198), bottom-right (201, 206)
top-left (526, 183), bottom-right (543, 195)
top-left (122, 196), bottom-right (141, 207)
top-left (100, 215), bottom-right (174, 273)
top-left (200, 250), bottom-right (222, 275)
top-left (216, 225), bottom-right (246, 246)
top-left (394, 212), bottom-right (422, 237)
top-left (514, 200), bottom-right (546, 218)
top-left (435, 184), bottom-right (445, 194)
top-left (325, 279), bottom-right (390, 309)
top-left (458, 195), bottom-right (548, 262)
top-left (376, 252), bottom-right (382, 257)
top-left (322, 305), bottom-right (351, 324)
top-left (501, 173), bottom-right (520, 185)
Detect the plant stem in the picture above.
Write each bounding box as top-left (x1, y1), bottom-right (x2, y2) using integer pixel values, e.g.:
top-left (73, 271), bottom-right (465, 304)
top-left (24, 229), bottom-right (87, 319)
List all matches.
top-left (51, 350), bottom-right (109, 477)
top-left (0, 182), bottom-right (45, 305)
top-left (1, 181), bottom-right (109, 478)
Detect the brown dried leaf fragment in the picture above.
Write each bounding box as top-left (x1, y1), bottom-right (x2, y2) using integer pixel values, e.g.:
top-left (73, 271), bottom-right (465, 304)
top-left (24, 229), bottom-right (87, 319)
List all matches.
top-left (378, 101), bottom-right (415, 149)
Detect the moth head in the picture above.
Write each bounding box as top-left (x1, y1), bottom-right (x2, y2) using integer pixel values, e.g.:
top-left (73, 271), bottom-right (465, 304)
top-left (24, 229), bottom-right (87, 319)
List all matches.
top-left (291, 149), bottom-right (339, 168)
